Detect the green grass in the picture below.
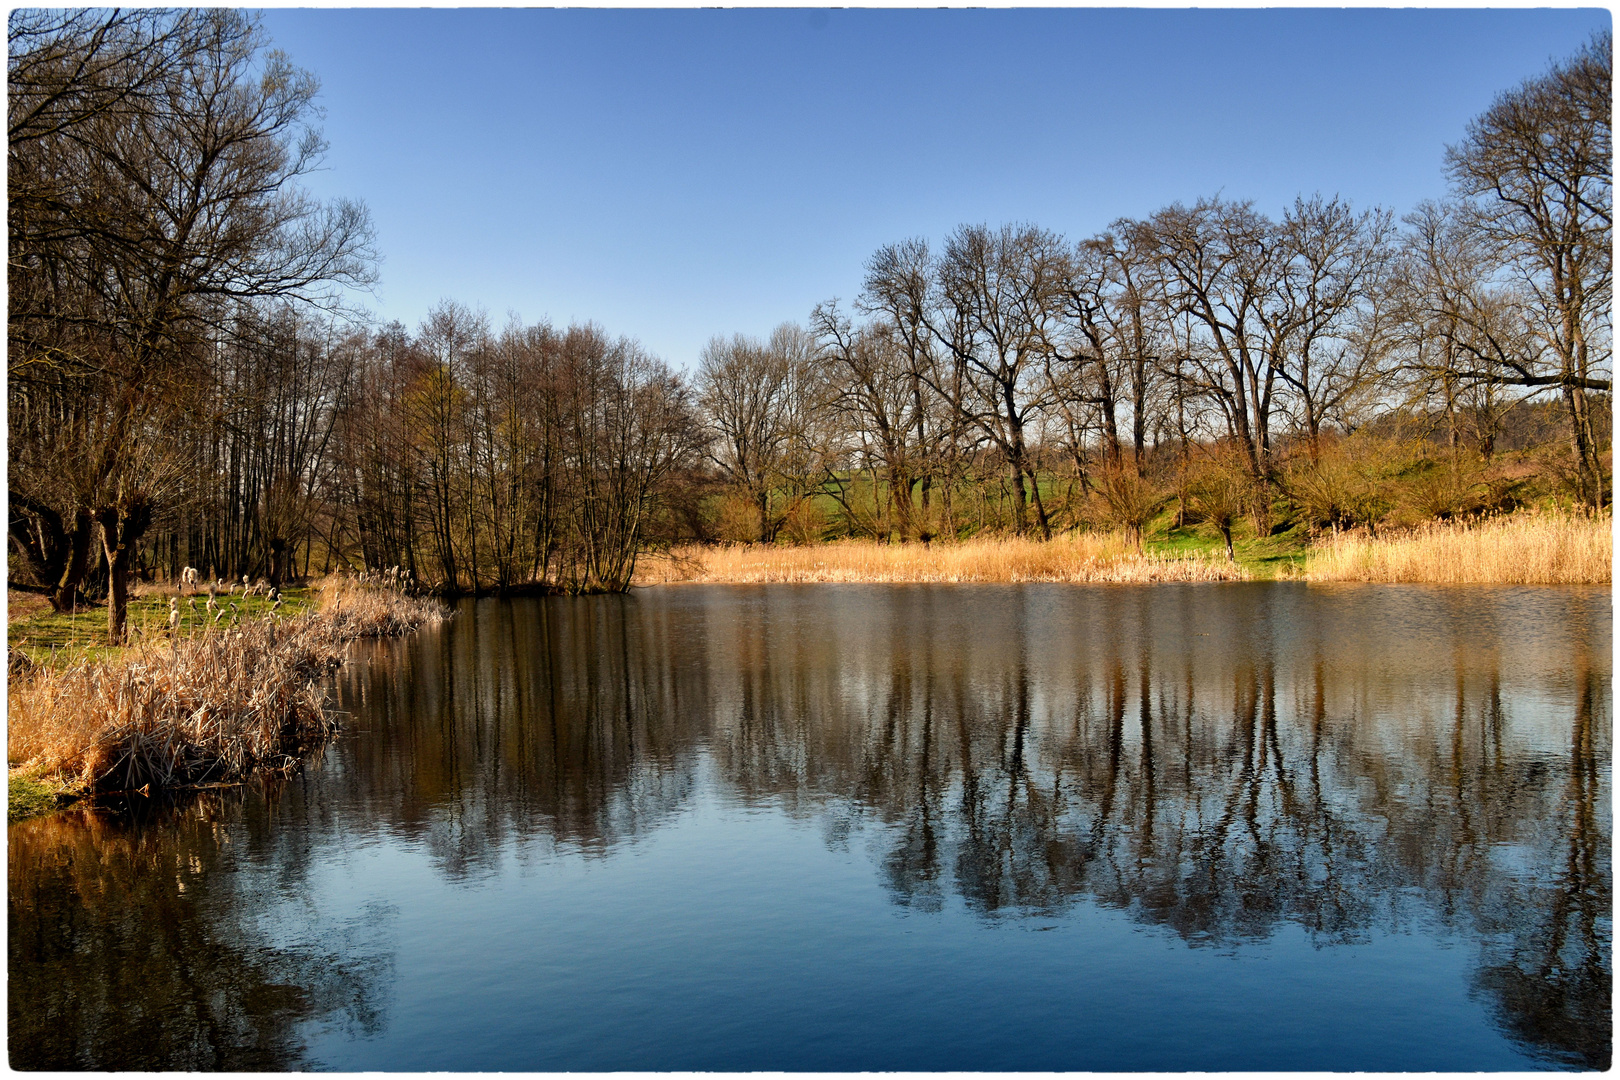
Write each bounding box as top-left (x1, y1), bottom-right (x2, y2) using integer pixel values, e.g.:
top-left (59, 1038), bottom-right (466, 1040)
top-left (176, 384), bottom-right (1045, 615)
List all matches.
top-left (8, 587), bottom-right (317, 670)
top-left (1142, 506), bottom-right (1310, 579)
top-left (8, 772), bottom-right (73, 822)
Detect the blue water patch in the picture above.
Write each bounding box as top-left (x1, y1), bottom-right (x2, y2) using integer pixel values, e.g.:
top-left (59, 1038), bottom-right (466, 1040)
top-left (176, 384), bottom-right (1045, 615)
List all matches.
top-left (10, 585), bottom-right (1609, 1070)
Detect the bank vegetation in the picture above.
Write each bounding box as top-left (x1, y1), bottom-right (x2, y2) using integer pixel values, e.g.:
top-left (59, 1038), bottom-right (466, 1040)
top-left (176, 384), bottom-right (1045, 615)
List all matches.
top-left (7, 577), bottom-right (447, 806)
top-left (639, 536), bottom-right (1249, 584)
top-left (1304, 510), bottom-right (1611, 584)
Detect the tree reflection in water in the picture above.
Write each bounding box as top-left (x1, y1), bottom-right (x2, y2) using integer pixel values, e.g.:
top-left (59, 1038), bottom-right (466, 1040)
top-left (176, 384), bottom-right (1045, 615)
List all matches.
top-left (10, 584), bottom-right (1609, 1069)
top-left (334, 586), bottom-right (1604, 1067)
top-left (8, 786), bottom-right (394, 1070)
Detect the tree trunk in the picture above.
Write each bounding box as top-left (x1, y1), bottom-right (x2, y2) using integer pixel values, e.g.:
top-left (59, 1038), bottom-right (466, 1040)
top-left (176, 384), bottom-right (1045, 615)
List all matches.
top-left (1564, 384), bottom-right (1604, 510)
top-left (95, 501), bottom-right (151, 646)
top-left (56, 510), bottom-right (95, 612)
top-left (889, 463), bottom-right (914, 541)
top-left (267, 537), bottom-right (287, 588)
top-left (1249, 474), bottom-right (1273, 537)
top-left (1008, 459), bottom-right (1029, 535)
top-left (1023, 462), bottom-right (1053, 541)
top-left (9, 500), bottom-right (97, 611)
top-left (104, 540), bottom-right (131, 645)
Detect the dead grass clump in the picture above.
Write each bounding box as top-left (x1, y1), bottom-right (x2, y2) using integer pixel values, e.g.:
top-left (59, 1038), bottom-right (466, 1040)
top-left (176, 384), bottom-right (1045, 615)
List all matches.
top-left (1305, 511), bottom-right (1611, 584)
top-left (318, 576), bottom-right (449, 637)
top-left (9, 616), bottom-right (345, 793)
top-left (10, 581), bottom-right (450, 795)
top-left (636, 535), bottom-right (1248, 584)
top-left (9, 647), bottom-right (39, 678)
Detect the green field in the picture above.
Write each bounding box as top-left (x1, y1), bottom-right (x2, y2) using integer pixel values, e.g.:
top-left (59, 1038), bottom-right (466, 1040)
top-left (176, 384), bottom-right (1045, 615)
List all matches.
top-left (8, 587), bottom-right (317, 669)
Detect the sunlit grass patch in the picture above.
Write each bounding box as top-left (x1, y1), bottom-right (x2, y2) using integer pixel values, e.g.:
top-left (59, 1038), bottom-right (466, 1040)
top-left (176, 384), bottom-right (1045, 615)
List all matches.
top-left (8, 772), bottom-right (69, 822)
top-left (8, 587), bottom-right (318, 669)
top-left (1146, 514), bottom-right (1310, 580)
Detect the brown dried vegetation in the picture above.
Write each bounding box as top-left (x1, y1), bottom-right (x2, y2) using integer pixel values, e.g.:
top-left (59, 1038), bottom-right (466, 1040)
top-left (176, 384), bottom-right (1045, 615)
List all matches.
top-left (8, 583), bottom-right (447, 795)
top-left (637, 535), bottom-right (1249, 585)
top-left (1305, 511), bottom-right (1611, 584)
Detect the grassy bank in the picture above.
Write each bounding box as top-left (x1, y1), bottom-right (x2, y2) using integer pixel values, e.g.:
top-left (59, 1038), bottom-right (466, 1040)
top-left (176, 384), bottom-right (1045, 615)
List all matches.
top-left (8, 585), bottom-right (318, 670)
top-left (637, 534), bottom-right (1250, 584)
top-left (8, 578), bottom-right (447, 816)
top-left (8, 774), bottom-right (66, 821)
top-left (1304, 512), bottom-right (1611, 584)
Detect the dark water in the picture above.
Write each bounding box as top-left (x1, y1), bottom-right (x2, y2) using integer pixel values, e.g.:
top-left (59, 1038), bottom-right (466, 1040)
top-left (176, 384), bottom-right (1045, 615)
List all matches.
top-left (10, 583), bottom-right (1611, 1071)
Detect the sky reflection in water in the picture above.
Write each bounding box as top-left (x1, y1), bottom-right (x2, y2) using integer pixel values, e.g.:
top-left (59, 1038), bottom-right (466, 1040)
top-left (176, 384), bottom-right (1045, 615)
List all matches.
top-left (9, 583), bottom-right (1610, 1070)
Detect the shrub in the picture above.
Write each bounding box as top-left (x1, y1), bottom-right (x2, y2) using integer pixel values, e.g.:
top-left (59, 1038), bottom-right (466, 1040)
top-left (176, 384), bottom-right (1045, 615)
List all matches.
top-left (1400, 455), bottom-right (1490, 523)
top-left (782, 496), bottom-right (827, 545)
top-left (1184, 452), bottom-right (1254, 561)
top-left (1088, 465), bottom-right (1168, 550)
top-left (1286, 438), bottom-right (1404, 534)
top-left (714, 491), bottom-right (765, 543)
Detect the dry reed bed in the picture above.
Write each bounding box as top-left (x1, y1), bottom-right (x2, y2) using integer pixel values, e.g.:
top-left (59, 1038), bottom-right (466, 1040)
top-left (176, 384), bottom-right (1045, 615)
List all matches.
top-left (1305, 513), bottom-right (1611, 584)
top-left (9, 585), bottom-right (448, 795)
top-left (321, 577), bottom-right (449, 636)
top-left (638, 536), bottom-right (1250, 585)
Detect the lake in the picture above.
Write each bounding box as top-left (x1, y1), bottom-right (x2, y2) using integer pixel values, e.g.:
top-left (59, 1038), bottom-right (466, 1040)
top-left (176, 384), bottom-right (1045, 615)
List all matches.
top-left (9, 583), bottom-right (1611, 1070)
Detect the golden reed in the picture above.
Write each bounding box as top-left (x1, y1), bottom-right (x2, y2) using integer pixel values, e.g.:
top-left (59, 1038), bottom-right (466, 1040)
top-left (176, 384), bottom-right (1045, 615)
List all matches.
top-left (9, 581), bottom-right (447, 794)
top-left (1305, 512), bottom-right (1612, 585)
top-left (636, 535), bottom-right (1249, 585)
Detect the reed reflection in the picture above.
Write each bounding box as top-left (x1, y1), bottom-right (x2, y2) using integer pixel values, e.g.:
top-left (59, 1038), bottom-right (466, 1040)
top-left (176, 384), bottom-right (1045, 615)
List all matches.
top-left (325, 585), bottom-right (1607, 1067)
top-left (8, 787), bottom-right (394, 1070)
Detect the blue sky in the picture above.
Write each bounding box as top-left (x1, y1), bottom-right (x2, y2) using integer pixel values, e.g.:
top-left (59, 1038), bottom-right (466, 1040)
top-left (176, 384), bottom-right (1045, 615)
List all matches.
top-left (260, 7), bottom-right (1610, 370)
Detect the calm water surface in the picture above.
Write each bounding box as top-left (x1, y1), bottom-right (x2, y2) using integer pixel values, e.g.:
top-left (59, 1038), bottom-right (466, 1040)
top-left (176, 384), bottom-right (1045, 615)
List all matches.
top-left (10, 583), bottom-right (1611, 1070)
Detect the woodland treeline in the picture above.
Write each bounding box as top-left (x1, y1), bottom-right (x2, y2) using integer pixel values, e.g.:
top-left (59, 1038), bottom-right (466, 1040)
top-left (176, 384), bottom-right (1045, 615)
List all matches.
top-left (7, 11), bottom-right (1612, 640)
top-left (699, 32), bottom-right (1611, 549)
top-left (7, 10), bottom-right (697, 642)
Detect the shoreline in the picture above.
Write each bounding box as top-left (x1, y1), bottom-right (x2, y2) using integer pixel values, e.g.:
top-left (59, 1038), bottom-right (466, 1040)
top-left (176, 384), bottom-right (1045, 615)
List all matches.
top-left (7, 578), bottom-right (449, 820)
top-left (9, 513), bottom-right (1606, 820)
top-left (634, 513), bottom-right (1610, 587)
top-left (634, 535), bottom-right (1253, 587)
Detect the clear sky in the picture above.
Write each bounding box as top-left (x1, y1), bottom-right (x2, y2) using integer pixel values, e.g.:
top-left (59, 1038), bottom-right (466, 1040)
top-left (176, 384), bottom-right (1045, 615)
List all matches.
top-left (258, 7), bottom-right (1610, 370)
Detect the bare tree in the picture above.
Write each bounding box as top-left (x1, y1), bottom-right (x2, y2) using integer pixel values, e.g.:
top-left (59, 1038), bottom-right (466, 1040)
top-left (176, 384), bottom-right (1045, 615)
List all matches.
top-left (560, 331), bottom-right (701, 589)
top-left (766, 321), bottom-right (842, 530)
top-left (811, 301), bottom-right (941, 540)
top-left (411, 301), bottom-right (487, 591)
top-left (864, 226), bottom-right (1069, 538)
top-left (8, 10), bottom-right (376, 640)
top-left (1142, 198), bottom-right (1291, 531)
top-left (1445, 31), bottom-right (1612, 506)
top-left (696, 331), bottom-right (795, 541)
top-left (1396, 200), bottom-right (1538, 463)
top-left (1273, 195), bottom-right (1399, 460)
top-left (859, 238), bottom-right (970, 537)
